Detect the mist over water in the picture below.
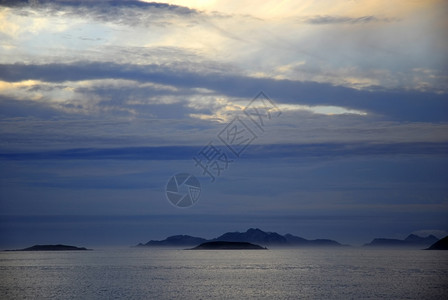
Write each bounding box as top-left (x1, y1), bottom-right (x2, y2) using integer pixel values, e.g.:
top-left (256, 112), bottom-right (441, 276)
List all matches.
top-left (1, 248), bottom-right (447, 299)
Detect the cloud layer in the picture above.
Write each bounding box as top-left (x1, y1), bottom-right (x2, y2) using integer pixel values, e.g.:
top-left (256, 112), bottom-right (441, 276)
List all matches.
top-left (0, 0), bottom-right (447, 245)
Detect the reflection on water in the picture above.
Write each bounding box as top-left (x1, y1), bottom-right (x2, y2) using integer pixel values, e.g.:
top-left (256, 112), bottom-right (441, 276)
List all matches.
top-left (1, 248), bottom-right (447, 299)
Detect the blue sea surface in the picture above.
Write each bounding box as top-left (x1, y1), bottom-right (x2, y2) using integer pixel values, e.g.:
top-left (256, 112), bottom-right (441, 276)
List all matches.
top-left (1, 247), bottom-right (447, 299)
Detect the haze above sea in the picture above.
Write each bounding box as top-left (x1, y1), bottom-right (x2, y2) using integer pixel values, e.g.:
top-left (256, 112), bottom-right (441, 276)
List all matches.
top-left (1, 247), bottom-right (447, 299)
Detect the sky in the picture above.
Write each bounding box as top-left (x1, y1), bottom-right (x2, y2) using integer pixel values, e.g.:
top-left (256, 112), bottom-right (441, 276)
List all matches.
top-left (0, 0), bottom-right (447, 247)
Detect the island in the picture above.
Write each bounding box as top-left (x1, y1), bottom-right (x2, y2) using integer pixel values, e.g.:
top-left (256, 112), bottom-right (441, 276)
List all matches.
top-left (138, 235), bottom-right (207, 247)
top-left (364, 234), bottom-right (439, 248)
top-left (189, 241), bottom-right (267, 250)
top-left (9, 244), bottom-right (90, 251)
top-left (137, 228), bottom-right (344, 248)
top-left (426, 236), bottom-right (448, 250)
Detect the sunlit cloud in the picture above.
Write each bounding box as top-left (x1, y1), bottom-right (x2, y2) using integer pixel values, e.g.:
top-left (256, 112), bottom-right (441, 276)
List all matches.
top-left (189, 99), bottom-right (368, 123)
top-left (280, 104), bottom-right (367, 116)
top-left (0, 0), bottom-right (446, 140)
top-left (1, 0), bottom-right (446, 94)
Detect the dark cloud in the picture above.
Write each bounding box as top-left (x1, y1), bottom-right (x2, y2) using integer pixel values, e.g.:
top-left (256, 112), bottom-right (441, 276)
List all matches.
top-left (247, 142), bottom-right (448, 159)
top-left (0, 97), bottom-right (68, 119)
top-left (0, 146), bottom-right (198, 160)
top-left (1, 62), bottom-right (447, 122)
top-left (301, 15), bottom-right (396, 25)
top-left (1, 0), bottom-right (198, 29)
top-left (77, 84), bottom-right (188, 104)
top-left (1, 142), bottom-right (446, 161)
top-left (0, 0), bottom-right (196, 14)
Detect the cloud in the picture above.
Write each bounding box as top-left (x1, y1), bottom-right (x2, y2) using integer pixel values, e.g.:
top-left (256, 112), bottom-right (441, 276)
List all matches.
top-left (1, 0), bottom-right (447, 248)
top-left (1, 0), bottom-right (446, 96)
top-left (0, 146), bottom-right (198, 161)
top-left (1, 100), bottom-right (447, 152)
top-left (1, 147), bottom-right (447, 245)
top-left (300, 15), bottom-right (396, 25)
top-left (0, 96), bottom-right (68, 119)
top-left (0, 0), bottom-right (200, 42)
top-left (1, 62), bottom-right (447, 122)
top-left (1, 0), bottom-right (197, 15)
top-left (1, 142), bottom-right (447, 161)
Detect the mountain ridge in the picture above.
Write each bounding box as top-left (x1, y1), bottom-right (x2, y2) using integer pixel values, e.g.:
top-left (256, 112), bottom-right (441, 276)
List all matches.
top-left (137, 228), bottom-right (344, 247)
top-left (138, 235), bottom-right (207, 247)
top-left (189, 241), bottom-right (267, 250)
top-left (364, 234), bottom-right (439, 248)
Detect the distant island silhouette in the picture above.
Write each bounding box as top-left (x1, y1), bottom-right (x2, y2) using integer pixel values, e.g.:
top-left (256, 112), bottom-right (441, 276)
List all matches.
top-left (137, 228), bottom-right (344, 248)
top-left (364, 234), bottom-right (439, 248)
top-left (426, 236), bottom-right (448, 250)
top-left (7, 244), bottom-right (90, 251)
top-left (189, 241), bottom-right (267, 250)
top-left (137, 235), bottom-right (207, 247)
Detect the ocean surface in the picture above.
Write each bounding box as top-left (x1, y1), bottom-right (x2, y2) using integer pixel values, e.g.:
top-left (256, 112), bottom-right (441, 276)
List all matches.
top-left (1, 247), bottom-right (447, 299)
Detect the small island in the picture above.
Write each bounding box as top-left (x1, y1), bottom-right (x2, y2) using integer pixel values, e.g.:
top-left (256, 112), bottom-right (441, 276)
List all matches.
top-left (189, 241), bottom-right (267, 250)
top-left (8, 244), bottom-right (90, 251)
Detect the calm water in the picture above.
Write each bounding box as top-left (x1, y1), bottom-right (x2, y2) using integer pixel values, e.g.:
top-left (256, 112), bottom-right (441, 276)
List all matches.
top-left (0, 247), bottom-right (447, 299)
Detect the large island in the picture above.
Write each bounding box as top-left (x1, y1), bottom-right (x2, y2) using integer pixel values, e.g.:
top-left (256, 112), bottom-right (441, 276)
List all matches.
top-left (426, 236), bottom-right (448, 250)
top-left (189, 241), bottom-right (267, 250)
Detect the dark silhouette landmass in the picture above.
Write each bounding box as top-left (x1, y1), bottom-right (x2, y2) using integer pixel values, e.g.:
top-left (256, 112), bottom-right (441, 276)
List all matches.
top-left (426, 236), bottom-right (448, 250)
top-left (190, 241), bottom-right (267, 250)
top-left (9, 244), bottom-right (90, 251)
top-left (364, 234), bottom-right (439, 248)
top-left (137, 228), bottom-right (344, 247)
top-left (284, 233), bottom-right (342, 247)
top-left (138, 235), bottom-right (207, 247)
top-left (212, 228), bottom-right (287, 245)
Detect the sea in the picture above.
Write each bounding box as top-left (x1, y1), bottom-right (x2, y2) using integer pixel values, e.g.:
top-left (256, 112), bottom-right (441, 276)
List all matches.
top-left (1, 247), bottom-right (447, 299)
